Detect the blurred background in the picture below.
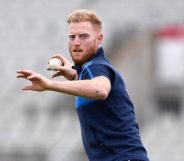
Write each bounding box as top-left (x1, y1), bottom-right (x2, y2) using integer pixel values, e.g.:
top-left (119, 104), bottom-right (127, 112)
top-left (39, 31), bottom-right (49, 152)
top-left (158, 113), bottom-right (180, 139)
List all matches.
top-left (0, 0), bottom-right (184, 161)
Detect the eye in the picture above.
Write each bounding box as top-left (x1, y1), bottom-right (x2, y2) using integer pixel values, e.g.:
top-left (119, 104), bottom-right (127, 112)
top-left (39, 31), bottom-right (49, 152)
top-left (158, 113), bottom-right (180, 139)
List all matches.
top-left (69, 35), bottom-right (76, 40)
top-left (79, 34), bottom-right (89, 40)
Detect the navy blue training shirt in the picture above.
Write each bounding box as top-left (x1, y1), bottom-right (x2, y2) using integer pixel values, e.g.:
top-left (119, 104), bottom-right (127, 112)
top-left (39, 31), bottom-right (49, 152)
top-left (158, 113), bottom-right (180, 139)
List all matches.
top-left (82, 64), bottom-right (114, 84)
top-left (74, 47), bottom-right (149, 161)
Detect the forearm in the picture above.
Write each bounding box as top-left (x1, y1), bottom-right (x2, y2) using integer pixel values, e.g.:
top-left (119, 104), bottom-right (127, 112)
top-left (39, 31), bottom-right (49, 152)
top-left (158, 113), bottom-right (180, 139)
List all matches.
top-left (16, 70), bottom-right (111, 99)
top-left (47, 78), bottom-right (110, 100)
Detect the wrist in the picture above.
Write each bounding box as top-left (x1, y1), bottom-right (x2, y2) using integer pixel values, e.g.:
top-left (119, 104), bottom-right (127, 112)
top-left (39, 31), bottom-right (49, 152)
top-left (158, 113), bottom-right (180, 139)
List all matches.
top-left (45, 79), bottom-right (54, 91)
top-left (70, 69), bottom-right (77, 80)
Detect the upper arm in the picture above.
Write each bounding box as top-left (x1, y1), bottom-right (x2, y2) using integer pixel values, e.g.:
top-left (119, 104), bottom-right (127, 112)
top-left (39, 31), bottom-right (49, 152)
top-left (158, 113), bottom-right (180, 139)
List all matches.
top-left (82, 64), bottom-right (115, 84)
top-left (81, 64), bottom-right (115, 99)
top-left (90, 76), bottom-right (111, 100)
top-left (93, 76), bottom-right (111, 92)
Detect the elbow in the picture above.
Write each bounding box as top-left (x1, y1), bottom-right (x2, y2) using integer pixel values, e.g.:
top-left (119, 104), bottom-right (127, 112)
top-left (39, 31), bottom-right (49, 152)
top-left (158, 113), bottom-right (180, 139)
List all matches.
top-left (95, 88), bottom-right (109, 100)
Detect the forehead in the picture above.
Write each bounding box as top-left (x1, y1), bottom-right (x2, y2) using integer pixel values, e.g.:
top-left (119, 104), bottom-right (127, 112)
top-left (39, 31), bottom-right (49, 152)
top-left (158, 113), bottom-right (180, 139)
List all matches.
top-left (68, 21), bottom-right (95, 34)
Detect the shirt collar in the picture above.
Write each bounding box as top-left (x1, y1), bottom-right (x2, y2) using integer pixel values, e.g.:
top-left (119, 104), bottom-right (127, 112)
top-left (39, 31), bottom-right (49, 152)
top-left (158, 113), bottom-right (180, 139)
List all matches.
top-left (74, 47), bottom-right (105, 73)
top-left (90, 47), bottom-right (104, 60)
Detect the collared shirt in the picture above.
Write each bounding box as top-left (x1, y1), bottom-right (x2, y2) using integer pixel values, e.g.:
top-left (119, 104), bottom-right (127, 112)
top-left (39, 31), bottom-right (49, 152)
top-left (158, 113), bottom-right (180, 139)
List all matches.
top-left (74, 47), bottom-right (149, 161)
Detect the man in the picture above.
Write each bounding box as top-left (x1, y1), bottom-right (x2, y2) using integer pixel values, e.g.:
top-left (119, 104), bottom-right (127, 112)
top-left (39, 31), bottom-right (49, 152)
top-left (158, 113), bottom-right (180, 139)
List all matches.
top-left (17, 9), bottom-right (149, 161)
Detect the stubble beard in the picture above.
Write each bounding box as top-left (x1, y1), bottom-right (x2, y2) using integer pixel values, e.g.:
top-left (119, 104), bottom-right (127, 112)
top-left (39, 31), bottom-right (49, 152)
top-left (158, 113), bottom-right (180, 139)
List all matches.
top-left (69, 45), bottom-right (98, 65)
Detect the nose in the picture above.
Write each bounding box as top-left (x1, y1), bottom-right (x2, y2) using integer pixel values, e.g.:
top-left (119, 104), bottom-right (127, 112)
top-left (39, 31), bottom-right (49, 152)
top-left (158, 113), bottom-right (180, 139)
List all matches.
top-left (73, 36), bottom-right (80, 46)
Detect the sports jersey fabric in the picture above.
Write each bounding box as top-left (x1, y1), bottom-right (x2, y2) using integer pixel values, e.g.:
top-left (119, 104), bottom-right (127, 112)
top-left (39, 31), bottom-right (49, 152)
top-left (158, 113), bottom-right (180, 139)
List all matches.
top-left (74, 47), bottom-right (149, 161)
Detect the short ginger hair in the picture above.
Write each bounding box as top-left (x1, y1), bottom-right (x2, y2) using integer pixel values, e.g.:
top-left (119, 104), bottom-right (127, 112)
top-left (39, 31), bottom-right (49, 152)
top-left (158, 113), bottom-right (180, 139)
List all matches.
top-left (67, 9), bottom-right (102, 32)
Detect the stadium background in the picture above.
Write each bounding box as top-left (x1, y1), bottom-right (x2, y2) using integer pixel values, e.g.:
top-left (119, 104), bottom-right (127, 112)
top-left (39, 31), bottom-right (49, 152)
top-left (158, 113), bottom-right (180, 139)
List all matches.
top-left (0, 0), bottom-right (184, 161)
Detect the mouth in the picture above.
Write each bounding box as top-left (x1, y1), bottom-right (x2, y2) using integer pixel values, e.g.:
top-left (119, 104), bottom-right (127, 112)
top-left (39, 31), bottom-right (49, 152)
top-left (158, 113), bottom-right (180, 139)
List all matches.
top-left (73, 48), bottom-right (83, 53)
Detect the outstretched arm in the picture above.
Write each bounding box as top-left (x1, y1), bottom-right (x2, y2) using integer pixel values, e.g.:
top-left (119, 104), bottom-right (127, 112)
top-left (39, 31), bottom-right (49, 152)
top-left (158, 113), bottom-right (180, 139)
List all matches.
top-left (48, 76), bottom-right (111, 99)
top-left (16, 70), bottom-right (111, 100)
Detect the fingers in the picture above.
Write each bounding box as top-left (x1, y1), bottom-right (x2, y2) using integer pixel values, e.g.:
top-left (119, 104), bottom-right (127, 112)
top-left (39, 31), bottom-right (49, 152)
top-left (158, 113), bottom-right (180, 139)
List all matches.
top-left (16, 70), bottom-right (33, 79)
top-left (46, 67), bottom-right (51, 71)
top-left (16, 70), bottom-right (40, 81)
top-left (16, 70), bottom-right (33, 75)
top-left (49, 54), bottom-right (72, 67)
top-left (47, 66), bottom-right (64, 78)
top-left (53, 66), bottom-right (65, 71)
top-left (47, 66), bottom-right (60, 71)
top-left (50, 55), bottom-right (65, 64)
top-left (51, 54), bottom-right (64, 60)
top-left (52, 71), bottom-right (63, 78)
top-left (16, 73), bottom-right (27, 78)
top-left (47, 65), bottom-right (65, 72)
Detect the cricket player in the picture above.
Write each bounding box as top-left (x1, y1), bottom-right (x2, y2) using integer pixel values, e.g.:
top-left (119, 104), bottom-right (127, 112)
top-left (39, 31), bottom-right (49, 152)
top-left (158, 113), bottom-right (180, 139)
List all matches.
top-left (17, 9), bottom-right (149, 161)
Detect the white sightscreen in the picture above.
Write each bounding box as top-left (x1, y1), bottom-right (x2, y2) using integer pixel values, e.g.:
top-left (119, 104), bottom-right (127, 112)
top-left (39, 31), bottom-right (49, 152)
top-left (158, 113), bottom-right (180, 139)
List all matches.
top-left (156, 38), bottom-right (184, 84)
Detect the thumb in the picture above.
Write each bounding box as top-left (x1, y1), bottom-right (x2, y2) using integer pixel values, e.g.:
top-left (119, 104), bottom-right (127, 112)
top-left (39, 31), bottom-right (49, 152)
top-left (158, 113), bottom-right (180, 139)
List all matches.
top-left (54, 65), bottom-right (66, 71)
top-left (22, 85), bottom-right (33, 90)
top-left (52, 71), bottom-right (63, 78)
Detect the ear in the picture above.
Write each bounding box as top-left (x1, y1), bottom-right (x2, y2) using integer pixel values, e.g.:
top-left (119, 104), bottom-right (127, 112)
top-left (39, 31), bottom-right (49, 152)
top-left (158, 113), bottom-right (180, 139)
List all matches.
top-left (97, 33), bottom-right (103, 45)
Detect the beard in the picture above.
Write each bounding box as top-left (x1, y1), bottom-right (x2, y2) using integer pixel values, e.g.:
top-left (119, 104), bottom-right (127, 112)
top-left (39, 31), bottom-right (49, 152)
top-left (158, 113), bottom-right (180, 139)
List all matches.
top-left (69, 44), bottom-right (98, 65)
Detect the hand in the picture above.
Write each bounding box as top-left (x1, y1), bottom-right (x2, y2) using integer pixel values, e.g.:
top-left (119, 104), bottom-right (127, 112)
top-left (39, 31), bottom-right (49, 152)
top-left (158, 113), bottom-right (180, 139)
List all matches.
top-left (47, 54), bottom-right (77, 80)
top-left (49, 54), bottom-right (73, 67)
top-left (49, 66), bottom-right (77, 80)
top-left (16, 70), bottom-right (51, 91)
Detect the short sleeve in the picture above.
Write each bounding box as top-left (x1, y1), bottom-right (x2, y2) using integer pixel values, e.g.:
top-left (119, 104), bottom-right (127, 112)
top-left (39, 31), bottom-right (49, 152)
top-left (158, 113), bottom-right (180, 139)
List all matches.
top-left (82, 64), bottom-right (115, 85)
